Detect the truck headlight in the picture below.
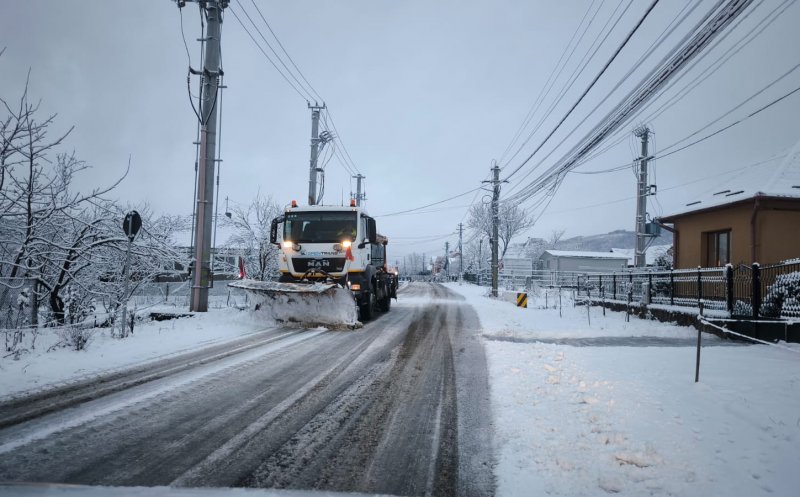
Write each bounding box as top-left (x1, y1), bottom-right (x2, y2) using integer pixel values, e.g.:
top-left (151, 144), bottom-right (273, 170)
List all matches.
top-left (282, 240), bottom-right (293, 249)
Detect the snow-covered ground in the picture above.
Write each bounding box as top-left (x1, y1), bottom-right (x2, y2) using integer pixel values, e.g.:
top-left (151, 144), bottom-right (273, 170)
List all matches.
top-left (445, 282), bottom-right (800, 497)
top-left (0, 305), bottom-right (273, 398)
top-left (4, 281), bottom-right (800, 496)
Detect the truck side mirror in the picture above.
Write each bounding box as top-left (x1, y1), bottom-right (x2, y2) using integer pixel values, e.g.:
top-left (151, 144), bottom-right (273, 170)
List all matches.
top-left (368, 218), bottom-right (377, 243)
top-left (270, 216), bottom-right (284, 245)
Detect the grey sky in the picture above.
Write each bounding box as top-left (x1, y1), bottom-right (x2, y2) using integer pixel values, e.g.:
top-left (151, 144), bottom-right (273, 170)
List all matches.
top-left (2, 1), bottom-right (799, 259)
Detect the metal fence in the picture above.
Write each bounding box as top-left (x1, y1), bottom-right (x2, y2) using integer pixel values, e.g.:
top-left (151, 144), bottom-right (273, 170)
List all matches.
top-left (575, 261), bottom-right (800, 319)
top-left (468, 268), bottom-right (585, 289)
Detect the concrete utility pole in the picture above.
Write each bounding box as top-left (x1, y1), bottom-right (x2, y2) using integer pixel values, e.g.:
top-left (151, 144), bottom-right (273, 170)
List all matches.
top-left (189, 0), bottom-right (225, 313)
top-left (445, 241), bottom-right (450, 279)
top-left (478, 238), bottom-right (483, 272)
top-left (634, 126), bottom-right (650, 268)
top-left (307, 103), bottom-right (326, 205)
top-left (352, 174), bottom-right (366, 206)
top-left (483, 163), bottom-right (502, 297)
top-left (458, 222), bottom-right (463, 279)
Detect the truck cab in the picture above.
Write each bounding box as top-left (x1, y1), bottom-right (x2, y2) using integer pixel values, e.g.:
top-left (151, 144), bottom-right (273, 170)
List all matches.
top-left (270, 202), bottom-right (397, 320)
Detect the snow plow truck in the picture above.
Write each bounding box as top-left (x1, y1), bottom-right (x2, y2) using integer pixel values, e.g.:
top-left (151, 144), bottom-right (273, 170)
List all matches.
top-left (229, 200), bottom-right (398, 327)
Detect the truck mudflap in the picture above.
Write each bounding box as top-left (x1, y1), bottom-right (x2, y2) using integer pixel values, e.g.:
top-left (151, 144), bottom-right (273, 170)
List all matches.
top-left (228, 279), bottom-right (360, 328)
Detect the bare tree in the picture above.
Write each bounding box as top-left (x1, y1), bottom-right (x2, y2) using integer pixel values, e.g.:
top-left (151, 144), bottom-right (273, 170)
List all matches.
top-left (547, 229), bottom-right (566, 249)
top-left (224, 193), bottom-right (283, 281)
top-left (0, 66), bottom-right (185, 331)
top-left (467, 202), bottom-right (535, 258)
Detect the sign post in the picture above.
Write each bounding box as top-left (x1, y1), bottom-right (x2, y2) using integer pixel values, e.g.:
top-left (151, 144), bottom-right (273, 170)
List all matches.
top-left (120, 211), bottom-right (142, 338)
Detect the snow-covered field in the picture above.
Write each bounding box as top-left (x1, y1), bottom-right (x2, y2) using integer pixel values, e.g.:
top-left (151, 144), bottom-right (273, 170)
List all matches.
top-left (445, 282), bottom-right (800, 497)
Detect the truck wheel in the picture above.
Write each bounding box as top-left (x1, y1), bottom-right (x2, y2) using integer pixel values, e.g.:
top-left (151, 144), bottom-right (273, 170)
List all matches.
top-left (379, 293), bottom-right (391, 312)
top-left (359, 290), bottom-right (376, 321)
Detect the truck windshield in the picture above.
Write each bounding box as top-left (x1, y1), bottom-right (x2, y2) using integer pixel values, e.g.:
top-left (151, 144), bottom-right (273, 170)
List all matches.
top-left (284, 211), bottom-right (358, 243)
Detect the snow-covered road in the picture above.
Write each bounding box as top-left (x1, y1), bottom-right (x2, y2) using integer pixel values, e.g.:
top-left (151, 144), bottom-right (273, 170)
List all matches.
top-left (0, 283), bottom-right (493, 496)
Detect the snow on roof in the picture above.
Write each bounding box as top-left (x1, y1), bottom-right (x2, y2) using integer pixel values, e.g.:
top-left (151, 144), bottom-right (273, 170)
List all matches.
top-left (610, 245), bottom-right (671, 266)
top-left (662, 140), bottom-right (800, 219)
top-left (543, 250), bottom-right (629, 260)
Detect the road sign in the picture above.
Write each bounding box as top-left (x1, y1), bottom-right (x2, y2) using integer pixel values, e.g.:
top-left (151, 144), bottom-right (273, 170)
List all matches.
top-left (516, 292), bottom-right (528, 308)
top-left (123, 211), bottom-right (142, 241)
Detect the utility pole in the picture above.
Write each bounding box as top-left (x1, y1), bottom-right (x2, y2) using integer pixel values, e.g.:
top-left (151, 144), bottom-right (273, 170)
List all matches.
top-left (352, 173), bottom-right (366, 206)
top-left (445, 241), bottom-right (450, 279)
top-left (188, 0), bottom-right (225, 313)
top-left (307, 103), bottom-right (326, 205)
top-left (458, 223), bottom-right (463, 279)
top-left (634, 126), bottom-right (650, 268)
top-left (483, 163), bottom-right (502, 297)
top-left (478, 238), bottom-right (483, 272)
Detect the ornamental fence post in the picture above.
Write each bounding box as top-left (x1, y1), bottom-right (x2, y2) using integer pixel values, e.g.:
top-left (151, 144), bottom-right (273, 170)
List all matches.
top-left (725, 264), bottom-right (734, 315)
top-left (752, 262), bottom-right (761, 318)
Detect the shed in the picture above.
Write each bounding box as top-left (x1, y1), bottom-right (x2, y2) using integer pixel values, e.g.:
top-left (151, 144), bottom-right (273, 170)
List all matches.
top-left (539, 250), bottom-right (629, 272)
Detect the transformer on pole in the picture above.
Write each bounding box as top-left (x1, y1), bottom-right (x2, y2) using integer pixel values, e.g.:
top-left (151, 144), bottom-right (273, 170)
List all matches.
top-left (634, 126), bottom-right (650, 268)
top-left (352, 174), bottom-right (366, 207)
top-left (482, 163), bottom-right (502, 297)
top-left (307, 103), bottom-right (326, 205)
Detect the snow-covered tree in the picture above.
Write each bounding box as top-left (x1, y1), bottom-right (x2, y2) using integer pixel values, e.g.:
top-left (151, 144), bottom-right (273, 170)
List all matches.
top-left (467, 202), bottom-right (535, 258)
top-left (1, 69), bottom-right (186, 330)
top-left (223, 193), bottom-right (283, 280)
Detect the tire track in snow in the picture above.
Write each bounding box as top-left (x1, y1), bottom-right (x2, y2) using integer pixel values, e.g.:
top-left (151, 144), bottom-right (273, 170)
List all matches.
top-left (0, 329), bottom-right (324, 458)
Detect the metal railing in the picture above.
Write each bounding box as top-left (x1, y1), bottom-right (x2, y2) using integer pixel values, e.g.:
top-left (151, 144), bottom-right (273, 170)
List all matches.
top-left (575, 261), bottom-right (800, 319)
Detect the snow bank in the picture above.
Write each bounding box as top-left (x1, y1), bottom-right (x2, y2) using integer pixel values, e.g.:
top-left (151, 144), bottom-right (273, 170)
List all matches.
top-left (0, 307), bottom-right (276, 397)
top-left (445, 282), bottom-right (800, 497)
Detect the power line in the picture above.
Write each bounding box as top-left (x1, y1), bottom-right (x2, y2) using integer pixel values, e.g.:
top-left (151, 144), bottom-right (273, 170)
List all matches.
top-left (505, 0), bottom-right (757, 205)
top-left (245, 0), bottom-right (324, 103)
top-left (227, 5), bottom-right (311, 101)
top-left (234, 2), bottom-right (317, 102)
top-left (657, 83), bottom-right (800, 160)
top-left (501, 0), bottom-right (632, 169)
top-left (228, 3), bottom-right (364, 179)
top-left (375, 187), bottom-right (483, 218)
top-left (497, 0), bottom-right (602, 165)
top-left (503, 0), bottom-right (660, 182)
top-left (542, 152), bottom-right (786, 216)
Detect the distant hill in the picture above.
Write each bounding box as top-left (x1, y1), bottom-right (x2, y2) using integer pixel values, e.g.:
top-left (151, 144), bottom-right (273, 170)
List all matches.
top-left (553, 229), bottom-right (671, 252)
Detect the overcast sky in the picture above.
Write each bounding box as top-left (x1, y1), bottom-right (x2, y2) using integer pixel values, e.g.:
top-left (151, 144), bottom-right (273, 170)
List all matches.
top-left (2, 0), bottom-right (799, 259)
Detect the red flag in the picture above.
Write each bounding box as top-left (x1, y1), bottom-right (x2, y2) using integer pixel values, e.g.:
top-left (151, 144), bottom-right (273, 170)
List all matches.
top-left (238, 256), bottom-right (247, 279)
top-left (345, 246), bottom-right (355, 261)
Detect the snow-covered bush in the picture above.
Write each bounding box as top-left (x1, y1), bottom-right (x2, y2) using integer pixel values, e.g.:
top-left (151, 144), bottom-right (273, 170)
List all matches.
top-left (733, 300), bottom-right (753, 317)
top-left (761, 271), bottom-right (800, 318)
top-left (53, 325), bottom-right (94, 352)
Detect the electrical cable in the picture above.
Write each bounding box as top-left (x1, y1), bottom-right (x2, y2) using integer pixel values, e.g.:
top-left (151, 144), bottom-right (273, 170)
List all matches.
top-left (503, 0), bottom-right (659, 181)
top-left (601, 0), bottom-right (787, 154)
top-left (497, 0), bottom-right (601, 165)
top-left (375, 187), bottom-right (484, 218)
top-left (246, 0), bottom-right (324, 103)
top-left (235, 1), bottom-right (316, 102)
top-left (228, 5), bottom-right (311, 102)
top-left (501, 0), bottom-right (630, 169)
top-left (505, 0), bottom-right (755, 205)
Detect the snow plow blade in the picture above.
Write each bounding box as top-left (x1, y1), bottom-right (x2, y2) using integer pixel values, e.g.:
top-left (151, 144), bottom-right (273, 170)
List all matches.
top-left (228, 279), bottom-right (359, 328)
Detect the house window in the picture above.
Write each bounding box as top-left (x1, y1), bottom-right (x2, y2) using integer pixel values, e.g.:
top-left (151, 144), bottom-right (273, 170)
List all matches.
top-left (704, 230), bottom-right (730, 267)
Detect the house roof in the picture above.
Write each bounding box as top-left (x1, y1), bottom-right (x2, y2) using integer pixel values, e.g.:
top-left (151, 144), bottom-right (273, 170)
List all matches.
top-left (610, 245), bottom-right (671, 266)
top-left (660, 141), bottom-right (800, 221)
top-left (543, 249), bottom-right (629, 260)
